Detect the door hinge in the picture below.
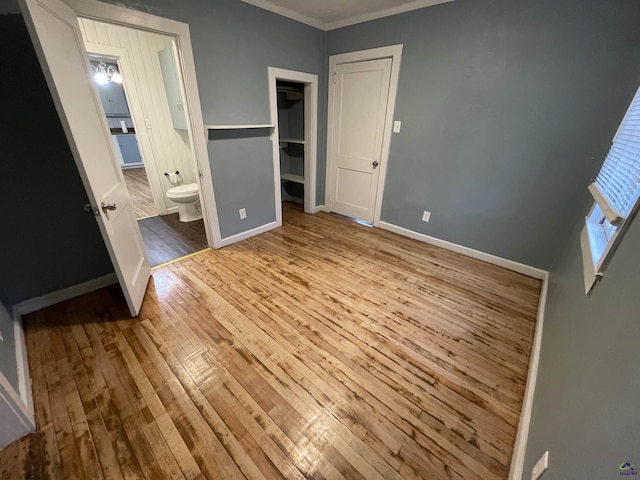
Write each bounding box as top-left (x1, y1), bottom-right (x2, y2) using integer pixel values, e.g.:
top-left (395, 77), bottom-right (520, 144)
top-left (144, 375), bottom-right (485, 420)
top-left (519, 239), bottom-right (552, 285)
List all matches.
top-left (333, 72), bottom-right (336, 84)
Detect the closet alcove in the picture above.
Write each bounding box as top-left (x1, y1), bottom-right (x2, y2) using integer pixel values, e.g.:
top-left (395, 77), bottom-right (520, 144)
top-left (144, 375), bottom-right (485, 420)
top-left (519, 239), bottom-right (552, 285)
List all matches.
top-left (277, 80), bottom-right (306, 208)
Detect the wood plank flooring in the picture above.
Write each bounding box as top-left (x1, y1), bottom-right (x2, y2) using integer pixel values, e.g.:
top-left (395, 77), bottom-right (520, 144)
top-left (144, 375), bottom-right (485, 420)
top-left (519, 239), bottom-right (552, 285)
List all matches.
top-left (138, 213), bottom-right (208, 267)
top-left (1, 202), bottom-right (541, 480)
top-left (122, 167), bottom-right (156, 219)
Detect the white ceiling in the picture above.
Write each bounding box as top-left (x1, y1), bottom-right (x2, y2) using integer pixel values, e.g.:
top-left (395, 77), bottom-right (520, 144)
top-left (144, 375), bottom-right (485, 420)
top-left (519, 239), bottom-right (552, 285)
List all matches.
top-left (240, 0), bottom-right (454, 31)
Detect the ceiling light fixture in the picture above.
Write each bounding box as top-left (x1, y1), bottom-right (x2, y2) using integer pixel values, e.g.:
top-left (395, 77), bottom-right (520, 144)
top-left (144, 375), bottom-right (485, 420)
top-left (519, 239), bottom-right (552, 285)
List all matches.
top-left (91, 61), bottom-right (123, 85)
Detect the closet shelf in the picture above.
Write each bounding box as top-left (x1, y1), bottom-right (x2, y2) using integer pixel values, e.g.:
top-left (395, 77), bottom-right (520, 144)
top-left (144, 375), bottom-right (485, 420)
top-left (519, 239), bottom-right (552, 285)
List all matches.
top-left (205, 124), bottom-right (274, 130)
top-left (279, 138), bottom-right (305, 146)
top-left (281, 174), bottom-right (305, 184)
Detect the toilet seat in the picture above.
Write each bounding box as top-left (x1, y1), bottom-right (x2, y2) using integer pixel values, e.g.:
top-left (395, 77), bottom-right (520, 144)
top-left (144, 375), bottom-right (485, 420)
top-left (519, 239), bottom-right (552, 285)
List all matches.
top-left (167, 183), bottom-right (198, 199)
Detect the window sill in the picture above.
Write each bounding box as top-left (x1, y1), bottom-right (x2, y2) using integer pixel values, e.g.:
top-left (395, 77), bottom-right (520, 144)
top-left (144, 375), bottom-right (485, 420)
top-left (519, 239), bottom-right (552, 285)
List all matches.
top-left (580, 225), bottom-right (600, 295)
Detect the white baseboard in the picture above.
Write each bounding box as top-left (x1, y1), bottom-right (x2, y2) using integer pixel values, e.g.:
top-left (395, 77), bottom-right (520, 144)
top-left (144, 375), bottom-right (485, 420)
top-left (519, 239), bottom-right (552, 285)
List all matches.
top-left (166, 206), bottom-right (179, 215)
top-left (508, 273), bottom-right (549, 480)
top-left (377, 221), bottom-right (548, 280)
top-left (219, 221), bottom-right (279, 248)
top-left (12, 272), bottom-right (119, 319)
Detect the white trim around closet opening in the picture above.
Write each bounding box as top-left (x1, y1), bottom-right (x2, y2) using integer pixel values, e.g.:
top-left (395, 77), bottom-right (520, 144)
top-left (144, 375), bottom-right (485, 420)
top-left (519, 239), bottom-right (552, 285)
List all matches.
top-left (268, 67), bottom-right (319, 220)
top-left (66, 0), bottom-right (223, 249)
top-left (325, 44), bottom-right (403, 227)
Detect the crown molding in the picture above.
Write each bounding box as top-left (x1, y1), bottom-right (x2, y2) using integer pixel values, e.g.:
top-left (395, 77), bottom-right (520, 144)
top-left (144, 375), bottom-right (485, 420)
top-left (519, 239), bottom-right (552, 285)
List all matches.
top-left (241, 0), bottom-right (455, 31)
top-left (325, 0), bottom-right (455, 30)
top-left (240, 0), bottom-right (326, 30)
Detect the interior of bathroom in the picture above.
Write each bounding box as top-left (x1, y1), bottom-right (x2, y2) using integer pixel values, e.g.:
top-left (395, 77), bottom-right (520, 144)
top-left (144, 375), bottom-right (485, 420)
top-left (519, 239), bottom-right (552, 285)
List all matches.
top-left (81, 19), bottom-right (208, 267)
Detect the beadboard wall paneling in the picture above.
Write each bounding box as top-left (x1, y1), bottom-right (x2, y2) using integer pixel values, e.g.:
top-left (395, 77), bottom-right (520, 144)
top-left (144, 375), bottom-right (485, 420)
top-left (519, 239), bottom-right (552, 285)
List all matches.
top-left (79, 18), bottom-right (196, 215)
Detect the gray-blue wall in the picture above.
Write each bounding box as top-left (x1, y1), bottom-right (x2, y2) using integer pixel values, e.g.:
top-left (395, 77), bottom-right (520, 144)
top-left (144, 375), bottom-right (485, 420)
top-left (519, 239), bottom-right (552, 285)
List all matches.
top-left (0, 14), bottom-right (114, 308)
top-left (328, 0), bottom-right (640, 269)
top-left (100, 0), bottom-right (328, 233)
top-left (523, 205), bottom-right (640, 478)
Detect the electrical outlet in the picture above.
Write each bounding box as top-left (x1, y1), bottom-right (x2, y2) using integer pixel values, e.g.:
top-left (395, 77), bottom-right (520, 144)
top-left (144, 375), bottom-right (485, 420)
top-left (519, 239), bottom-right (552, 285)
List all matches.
top-left (531, 451), bottom-right (549, 480)
top-left (393, 120), bottom-right (402, 133)
top-left (0, 330), bottom-right (3, 342)
top-left (145, 118), bottom-right (152, 129)
top-left (422, 211), bottom-right (431, 222)
top-left (239, 208), bottom-right (247, 219)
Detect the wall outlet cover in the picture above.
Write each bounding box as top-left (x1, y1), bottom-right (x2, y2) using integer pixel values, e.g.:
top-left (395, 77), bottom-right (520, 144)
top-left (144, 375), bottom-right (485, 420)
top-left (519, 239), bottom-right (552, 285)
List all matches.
top-left (422, 211), bottom-right (431, 222)
top-left (531, 451), bottom-right (549, 480)
top-left (393, 120), bottom-right (402, 133)
top-left (239, 208), bottom-right (247, 219)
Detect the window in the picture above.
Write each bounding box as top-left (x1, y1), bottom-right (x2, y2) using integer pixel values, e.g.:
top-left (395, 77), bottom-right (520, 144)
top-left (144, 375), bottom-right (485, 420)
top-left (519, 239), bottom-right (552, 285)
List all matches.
top-left (581, 84), bottom-right (640, 293)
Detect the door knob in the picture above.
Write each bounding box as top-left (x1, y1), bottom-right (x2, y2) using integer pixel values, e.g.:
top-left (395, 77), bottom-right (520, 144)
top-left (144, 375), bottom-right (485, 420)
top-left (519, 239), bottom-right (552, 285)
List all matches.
top-left (372, 160), bottom-right (379, 169)
top-left (101, 202), bottom-right (117, 212)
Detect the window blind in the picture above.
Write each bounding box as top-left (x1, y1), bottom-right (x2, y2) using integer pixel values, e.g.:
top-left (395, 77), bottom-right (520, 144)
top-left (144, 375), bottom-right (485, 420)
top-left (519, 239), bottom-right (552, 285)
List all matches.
top-left (589, 86), bottom-right (640, 226)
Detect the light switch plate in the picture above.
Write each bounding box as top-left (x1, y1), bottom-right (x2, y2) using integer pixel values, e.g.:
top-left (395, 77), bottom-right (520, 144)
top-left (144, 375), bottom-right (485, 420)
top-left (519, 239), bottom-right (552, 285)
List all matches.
top-left (393, 120), bottom-right (401, 133)
top-left (422, 211), bottom-right (431, 222)
top-left (531, 451), bottom-right (549, 480)
top-left (239, 208), bottom-right (247, 219)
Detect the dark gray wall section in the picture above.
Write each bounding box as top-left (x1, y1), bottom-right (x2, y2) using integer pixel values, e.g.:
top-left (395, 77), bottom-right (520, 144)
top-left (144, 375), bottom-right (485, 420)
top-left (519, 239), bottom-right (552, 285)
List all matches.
top-left (207, 130), bottom-right (275, 238)
top-left (0, 303), bottom-right (19, 393)
top-left (102, 0), bottom-right (328, 217)
top-left (523, 209), bottom-right (640, 478)
top-left (0, 15), bottom-right (114, 307)
top-left (328, 0), bottom-right (640, 268)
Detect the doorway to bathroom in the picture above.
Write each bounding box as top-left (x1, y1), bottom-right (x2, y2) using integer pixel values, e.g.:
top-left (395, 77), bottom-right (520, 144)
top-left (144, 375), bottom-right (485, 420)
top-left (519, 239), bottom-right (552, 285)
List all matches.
top-left (82, 22), bottom-right (209, 267)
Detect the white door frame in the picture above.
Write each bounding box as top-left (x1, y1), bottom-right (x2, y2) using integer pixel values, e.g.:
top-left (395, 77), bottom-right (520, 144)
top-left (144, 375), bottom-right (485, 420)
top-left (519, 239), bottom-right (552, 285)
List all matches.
top-left (0, 370), bottom-right (34, 448)
top-left (65, 0), bottom-right (221, 248)
top-left (84, 44), bottom-right (169, 217)
top-left (268, 67), bottom-right (319, 221)
top-left (0, 306), bottom-right (34, 436)
top-left (325, 45), bottom-right (403, 226)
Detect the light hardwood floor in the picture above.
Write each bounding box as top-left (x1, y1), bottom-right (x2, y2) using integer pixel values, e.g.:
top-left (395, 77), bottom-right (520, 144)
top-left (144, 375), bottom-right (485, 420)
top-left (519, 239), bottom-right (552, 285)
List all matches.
top-left (122, 167), bottom-right (156, 219)
top-left (1, 203), bottom-right (541, 480)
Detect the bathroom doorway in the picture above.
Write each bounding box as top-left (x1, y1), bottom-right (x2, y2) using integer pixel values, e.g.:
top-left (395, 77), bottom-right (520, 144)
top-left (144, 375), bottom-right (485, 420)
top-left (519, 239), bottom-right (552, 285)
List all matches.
top-left (83, 25), bottom-right (209, 267)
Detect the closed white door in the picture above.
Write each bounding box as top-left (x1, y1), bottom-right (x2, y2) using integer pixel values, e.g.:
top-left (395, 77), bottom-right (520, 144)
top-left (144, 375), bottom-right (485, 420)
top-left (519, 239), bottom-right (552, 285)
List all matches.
top-left (20, 0), bottom-right (151, 316)
top-left (329, 58), bottom-right (393, 223)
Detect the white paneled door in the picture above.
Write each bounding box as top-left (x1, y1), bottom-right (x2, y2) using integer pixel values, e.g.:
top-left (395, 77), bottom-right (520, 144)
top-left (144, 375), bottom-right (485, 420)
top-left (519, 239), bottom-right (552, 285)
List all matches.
top-left (329, 58), bottom-right (393, 224)
top-left (20, 0), bottom-right (150, 316)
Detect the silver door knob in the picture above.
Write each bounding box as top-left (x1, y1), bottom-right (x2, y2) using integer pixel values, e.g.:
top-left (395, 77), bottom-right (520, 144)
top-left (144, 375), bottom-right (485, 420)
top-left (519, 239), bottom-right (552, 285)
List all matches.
top-left (101, 202), bottom-right (117, 212)
top-left (372, 160), bottom-right (379, 169)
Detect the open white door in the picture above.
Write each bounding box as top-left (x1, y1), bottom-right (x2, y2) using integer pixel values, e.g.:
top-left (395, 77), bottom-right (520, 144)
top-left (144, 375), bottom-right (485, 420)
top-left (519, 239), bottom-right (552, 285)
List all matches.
top-left (20, 0), bottom-right (150, 316)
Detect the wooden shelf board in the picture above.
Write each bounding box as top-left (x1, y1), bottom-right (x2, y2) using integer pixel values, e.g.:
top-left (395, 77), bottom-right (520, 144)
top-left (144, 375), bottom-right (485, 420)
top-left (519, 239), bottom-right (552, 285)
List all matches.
top-left (205, 124), bottom-right (274, 130)
top-left (281, 174), bottom-right (305, 184)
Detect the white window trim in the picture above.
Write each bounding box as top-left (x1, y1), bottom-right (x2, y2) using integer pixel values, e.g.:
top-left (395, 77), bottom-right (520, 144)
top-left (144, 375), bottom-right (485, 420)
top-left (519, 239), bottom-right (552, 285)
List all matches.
top-left (582, 198), bottom-right (640, 294)
top-left (581, 82), bottom-right (640, 294)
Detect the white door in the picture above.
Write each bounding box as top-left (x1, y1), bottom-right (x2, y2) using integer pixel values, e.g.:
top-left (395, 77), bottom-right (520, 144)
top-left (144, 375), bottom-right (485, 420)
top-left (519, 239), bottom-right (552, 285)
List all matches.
top-left (20, 0), bottom-right (151, 316)
top-left (329, 58), bottom-right (393, 223)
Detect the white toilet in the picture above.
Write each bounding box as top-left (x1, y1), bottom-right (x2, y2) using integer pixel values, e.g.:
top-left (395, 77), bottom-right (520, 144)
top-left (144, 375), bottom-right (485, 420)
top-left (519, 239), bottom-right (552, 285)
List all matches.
top-left (166, 183), bottom-right (202, 222)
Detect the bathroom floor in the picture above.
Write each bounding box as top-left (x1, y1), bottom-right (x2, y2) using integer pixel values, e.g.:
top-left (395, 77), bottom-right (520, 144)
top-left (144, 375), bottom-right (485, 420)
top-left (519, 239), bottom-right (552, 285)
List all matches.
top-left (122, 167), bottom-right (156, 219)
top-left (138, 213), bottom-right (208, 266)
top-left (123, 167), bottom-right (208, 266)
